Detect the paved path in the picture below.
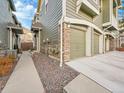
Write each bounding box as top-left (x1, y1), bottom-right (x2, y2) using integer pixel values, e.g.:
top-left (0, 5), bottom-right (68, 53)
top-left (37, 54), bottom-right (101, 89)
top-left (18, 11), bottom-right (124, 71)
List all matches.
top-left (66, 51), bottom-right (124, 93)
top-left (2, 52), bottom-right (45, 93)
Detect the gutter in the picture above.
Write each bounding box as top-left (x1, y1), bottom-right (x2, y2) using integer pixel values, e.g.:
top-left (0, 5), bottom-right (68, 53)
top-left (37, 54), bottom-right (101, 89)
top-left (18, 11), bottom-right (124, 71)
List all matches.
top-left (8, 0), bottom-right (16, 11)
top-left (59, 0), bottom-right (66, 67)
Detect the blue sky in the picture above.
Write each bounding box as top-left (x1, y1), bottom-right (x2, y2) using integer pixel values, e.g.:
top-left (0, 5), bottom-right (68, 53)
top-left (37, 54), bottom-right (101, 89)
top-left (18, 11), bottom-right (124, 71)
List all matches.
top-left (118, 0), bottom-right (124, 19)
top-left (13, 0), bottom-right (124, 29)
top-left (13, 0), bottom-right (38, 29)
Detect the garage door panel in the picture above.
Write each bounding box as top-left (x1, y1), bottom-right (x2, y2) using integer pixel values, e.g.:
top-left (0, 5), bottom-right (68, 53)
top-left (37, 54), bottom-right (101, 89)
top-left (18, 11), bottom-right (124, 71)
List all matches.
top-left (70, 28), bottom-right (86, 60)
top-left (93, 33), bottom-right (99, 55)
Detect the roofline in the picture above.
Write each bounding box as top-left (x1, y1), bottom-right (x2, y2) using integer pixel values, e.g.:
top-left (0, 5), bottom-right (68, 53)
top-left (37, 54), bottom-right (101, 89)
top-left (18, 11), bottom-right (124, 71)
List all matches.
top-left (8, 0), bottom-right (16, 11)
top-left (12, 13), bottom-right (18, 24)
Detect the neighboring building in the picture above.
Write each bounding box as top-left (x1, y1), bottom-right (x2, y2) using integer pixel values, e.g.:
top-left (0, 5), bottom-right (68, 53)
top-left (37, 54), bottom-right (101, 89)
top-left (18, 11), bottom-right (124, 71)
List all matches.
top-left (31, 13), bottom-right (42, 52)
top-left (20, 28), bottom-right (33, 43)
top-left (120, 32), bottom-right (124, 48)
top-left (118, 20), bottom-right (124, 49)
top-left (20, 28), bottom-right (33, 51)
top-left (33, 0), bottom-right (121, 65)
top-left (0, 0), bottom-right (23, 51)
top-left (31, 0), bottom-right (43, 52)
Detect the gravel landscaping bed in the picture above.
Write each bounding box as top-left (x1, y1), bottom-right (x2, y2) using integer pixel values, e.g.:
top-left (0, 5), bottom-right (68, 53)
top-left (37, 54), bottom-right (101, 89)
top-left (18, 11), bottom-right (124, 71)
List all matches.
top-left (0, 76), bottom-right (8, 93)
top-left (32, 53), bottom-right (79, 93)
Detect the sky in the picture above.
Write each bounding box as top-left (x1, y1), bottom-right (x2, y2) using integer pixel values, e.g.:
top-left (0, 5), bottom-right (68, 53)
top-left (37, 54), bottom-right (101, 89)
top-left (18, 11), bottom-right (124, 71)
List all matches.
top-left (118, 0), bottom-right (124, 19)
top-left (13, 0), bottom-right (38, 29)
top-left (13, 0), bottom-right (124, 29)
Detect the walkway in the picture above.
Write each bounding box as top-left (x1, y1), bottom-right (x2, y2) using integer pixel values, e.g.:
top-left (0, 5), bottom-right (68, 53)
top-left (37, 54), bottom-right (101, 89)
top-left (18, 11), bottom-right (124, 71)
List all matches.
top-left (66, 51), bottom-right (124, 93)
top-left (2, 51), bottom-right (45, 93)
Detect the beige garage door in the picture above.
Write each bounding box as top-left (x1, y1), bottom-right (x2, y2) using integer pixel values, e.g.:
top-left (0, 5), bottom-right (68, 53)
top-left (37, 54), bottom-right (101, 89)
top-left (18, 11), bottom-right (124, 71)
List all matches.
top-left (93, 32), bottom-right (99, 55)
top-left (109, 38), bottom-right (115, 51)
top-left (70, 27), bottom-right (86, 60)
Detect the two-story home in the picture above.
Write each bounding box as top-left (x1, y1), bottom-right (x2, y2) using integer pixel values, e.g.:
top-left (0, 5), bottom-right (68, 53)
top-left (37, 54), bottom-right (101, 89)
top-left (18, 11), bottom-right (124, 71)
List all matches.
top-left (118, 18), bottom-right (124, 50)
top-left (0, 0), bottom-right (23, 52)
top-left (31, 13), bottom-right (42, 52)
top-left (35, 0), bottom-right (121, 66)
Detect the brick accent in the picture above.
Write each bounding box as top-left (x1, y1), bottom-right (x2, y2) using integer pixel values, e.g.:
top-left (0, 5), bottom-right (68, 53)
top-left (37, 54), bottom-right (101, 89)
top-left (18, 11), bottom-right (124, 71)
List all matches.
top-left (63, 23), bottom-right (71, 62)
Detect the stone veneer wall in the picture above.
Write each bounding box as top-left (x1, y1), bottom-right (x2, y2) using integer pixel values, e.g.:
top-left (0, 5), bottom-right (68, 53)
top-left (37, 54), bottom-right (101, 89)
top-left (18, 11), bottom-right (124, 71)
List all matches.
top-left (63, 23), bottom-right (71, 62)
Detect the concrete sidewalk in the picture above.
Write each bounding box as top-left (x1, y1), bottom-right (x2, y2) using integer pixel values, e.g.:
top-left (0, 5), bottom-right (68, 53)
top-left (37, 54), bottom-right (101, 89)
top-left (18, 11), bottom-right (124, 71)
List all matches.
top-left (2, 52), bottom-right (45, 93)
top-left (67, 51), bottom-right (124, 93)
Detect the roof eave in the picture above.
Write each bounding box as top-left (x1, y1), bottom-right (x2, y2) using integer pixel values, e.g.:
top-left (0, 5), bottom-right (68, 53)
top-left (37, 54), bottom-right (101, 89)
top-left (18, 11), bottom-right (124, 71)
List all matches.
top-left (8, 0), bottom-right (16, 11)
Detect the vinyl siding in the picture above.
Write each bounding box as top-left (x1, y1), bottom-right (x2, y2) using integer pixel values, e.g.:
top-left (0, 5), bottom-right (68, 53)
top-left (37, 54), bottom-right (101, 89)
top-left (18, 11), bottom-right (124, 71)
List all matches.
top-left (0, 0), bottom-right (14, 48)
top-left (93, 8), bottom-right (103, 29)
top-left (103, 0), bottom-right (110, 23)
top-left (66, 0), bottom-right (104, 30)
top-left (66, 0), bottom-right (93, 22)
top-left (40, 0), bottom-right (62, 46)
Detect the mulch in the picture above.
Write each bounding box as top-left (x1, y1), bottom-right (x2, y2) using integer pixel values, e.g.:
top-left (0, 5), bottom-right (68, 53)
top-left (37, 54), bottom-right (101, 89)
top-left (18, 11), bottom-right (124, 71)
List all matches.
top-left (32, 52), bottom-right (79, 93)
top-left (0, 58), bottom-right (19, 93)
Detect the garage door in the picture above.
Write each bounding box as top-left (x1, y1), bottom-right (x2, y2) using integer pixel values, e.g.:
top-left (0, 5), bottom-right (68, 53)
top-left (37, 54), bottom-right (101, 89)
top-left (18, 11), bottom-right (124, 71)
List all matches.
top-left (93, 32), bottom-right (99, 55)
top-left (70, 27), bottom-right (86, 60)
top-left (109, 38), bottom-right (115, 51)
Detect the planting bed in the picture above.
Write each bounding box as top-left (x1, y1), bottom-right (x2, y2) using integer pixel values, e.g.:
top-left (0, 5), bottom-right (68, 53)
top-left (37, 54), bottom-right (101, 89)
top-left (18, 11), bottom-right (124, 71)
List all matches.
top-left (116, 48), bottom-right (124, 51)
top-left (32, 52), bottom-right (79, 93)
top-left (0, 55), bottom-right (18, 93)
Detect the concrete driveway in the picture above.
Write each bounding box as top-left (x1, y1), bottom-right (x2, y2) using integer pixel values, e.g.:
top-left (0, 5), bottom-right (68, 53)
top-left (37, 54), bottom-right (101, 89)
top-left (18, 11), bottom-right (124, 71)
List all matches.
top-left (66, 51), bottom-right (124, 93)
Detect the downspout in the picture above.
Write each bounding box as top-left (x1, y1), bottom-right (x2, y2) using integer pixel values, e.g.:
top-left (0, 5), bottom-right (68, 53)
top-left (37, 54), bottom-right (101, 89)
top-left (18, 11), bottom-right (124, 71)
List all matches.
top-left (59, 0), bottom-right (66, 67)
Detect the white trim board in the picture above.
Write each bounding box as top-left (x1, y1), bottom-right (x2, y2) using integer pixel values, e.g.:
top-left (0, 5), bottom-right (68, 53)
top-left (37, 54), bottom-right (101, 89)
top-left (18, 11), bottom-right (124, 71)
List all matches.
top-left (63, 17), bottom-right (104, 34)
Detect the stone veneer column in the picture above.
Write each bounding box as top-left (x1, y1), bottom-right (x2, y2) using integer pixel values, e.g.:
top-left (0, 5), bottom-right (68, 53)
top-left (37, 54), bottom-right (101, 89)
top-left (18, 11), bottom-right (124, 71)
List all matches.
top-left (37, 33), bottom-right (39, 52)
top-left (86, 27), bottom-right (92, 56)
top-left (33, 33), bottom-right (35, 49)
top-left (63, 23), bottom-right (70, 62)
top-left (9, 28), bottom-right (13, 50)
